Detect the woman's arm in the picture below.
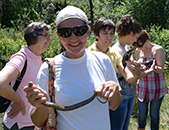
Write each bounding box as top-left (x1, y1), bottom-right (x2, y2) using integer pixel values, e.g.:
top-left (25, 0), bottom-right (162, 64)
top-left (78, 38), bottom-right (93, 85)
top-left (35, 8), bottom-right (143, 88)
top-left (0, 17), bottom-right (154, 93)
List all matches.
top-left (154, 46), bottom-right (165, 74)
top-left (0, 66), bottom-right (26, 118)
top-left (117, 61), bottom-right (141, 84)
top-left (24, 84), bottom-right (49, 127)
top-left (0, 66), bottom-right (21, 102)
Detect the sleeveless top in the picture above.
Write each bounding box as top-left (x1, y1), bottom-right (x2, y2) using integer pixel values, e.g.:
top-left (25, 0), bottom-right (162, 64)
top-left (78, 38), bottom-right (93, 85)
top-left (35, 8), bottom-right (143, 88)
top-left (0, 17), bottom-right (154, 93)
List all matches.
top-left (136, 57), bottom-right (168, 102)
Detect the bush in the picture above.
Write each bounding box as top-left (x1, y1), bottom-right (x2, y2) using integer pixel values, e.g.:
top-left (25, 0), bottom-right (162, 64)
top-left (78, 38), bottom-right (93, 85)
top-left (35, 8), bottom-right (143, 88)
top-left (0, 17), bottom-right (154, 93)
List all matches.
top-left (149, 25), bottom-right (169, 71)
top-left (126, 0), bottom-right (169, 29)
top-left (0, 26), bottom-right (60, 70)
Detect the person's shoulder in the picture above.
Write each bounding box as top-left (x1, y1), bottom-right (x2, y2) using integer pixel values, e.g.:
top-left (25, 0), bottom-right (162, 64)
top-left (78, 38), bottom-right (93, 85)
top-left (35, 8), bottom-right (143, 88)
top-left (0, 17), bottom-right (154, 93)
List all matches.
top-left (153, 44), bottom-right (165, 55)
top-left (111, 43), bottom-right (124, 56)
top-left (87, 49), bottom-right (108, 58)
top-left (109, 48), bottom-right (120, 56)
top-left (87, 42), bottom-right (97, 51)
top-left (53, 53), bottom-right (62, 61)
top-left (154, 44), bottom-right (163, 50)
top-left (86, 50), bottom-right (111, 64)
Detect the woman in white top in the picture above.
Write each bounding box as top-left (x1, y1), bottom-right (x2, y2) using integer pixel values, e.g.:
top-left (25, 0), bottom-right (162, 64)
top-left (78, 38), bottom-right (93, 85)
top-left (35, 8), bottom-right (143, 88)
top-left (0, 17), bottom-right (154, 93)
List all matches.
top-left (111, 14), bottom-right (142, 130)
top-left (24, 5), bottom-right (121, 130)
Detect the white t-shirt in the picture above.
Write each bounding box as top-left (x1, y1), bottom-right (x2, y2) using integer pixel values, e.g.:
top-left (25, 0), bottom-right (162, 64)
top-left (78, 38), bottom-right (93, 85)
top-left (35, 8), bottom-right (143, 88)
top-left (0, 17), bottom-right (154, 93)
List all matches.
top-left (35, 50), bottom-right (120, 130)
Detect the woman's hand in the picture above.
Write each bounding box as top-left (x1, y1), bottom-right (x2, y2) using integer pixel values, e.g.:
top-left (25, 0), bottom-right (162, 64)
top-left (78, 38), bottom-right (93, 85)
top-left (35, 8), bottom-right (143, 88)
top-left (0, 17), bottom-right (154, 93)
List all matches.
top-left (7, 100), bottom-right (26, 119)
top-left (126, 60), bottom-right (141, 79)
top-left (23, 83), bottom-right (48, 108)
top-left (24, 83), bottom-right (49, 127)
top-left (95, 81), bottom-right (121, 111)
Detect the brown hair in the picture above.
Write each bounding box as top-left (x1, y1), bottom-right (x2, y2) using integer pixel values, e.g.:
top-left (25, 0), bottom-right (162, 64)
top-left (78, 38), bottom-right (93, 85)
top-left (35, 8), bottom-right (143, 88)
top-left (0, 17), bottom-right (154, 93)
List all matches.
top-left (116, 15), bottom-right (142, 37)
top-left (24, 22), bottom-right (51, 46)
top-left (137, 30), bottom-right (150, 43)
top-left (94, 17), bottom-right (115, 41)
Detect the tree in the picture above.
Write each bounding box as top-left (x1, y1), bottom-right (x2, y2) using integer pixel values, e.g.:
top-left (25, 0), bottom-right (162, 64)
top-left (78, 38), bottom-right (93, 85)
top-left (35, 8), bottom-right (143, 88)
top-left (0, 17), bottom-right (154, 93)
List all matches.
top-left (0, 0), bottom-right (2, 24)
top-left (89, 0), bottom-right (94, 29)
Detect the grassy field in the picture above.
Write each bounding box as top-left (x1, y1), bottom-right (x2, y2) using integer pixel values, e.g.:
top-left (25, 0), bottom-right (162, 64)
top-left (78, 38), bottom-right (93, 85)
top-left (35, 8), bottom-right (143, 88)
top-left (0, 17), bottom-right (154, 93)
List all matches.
top-left (0, 74), bottom-right (169, 130)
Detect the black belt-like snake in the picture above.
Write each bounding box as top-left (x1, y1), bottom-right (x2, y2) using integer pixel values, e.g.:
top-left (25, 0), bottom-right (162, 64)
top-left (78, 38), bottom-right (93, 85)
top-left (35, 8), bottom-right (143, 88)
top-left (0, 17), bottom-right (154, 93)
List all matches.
top-left (28, 82), bottom-right (105, 111)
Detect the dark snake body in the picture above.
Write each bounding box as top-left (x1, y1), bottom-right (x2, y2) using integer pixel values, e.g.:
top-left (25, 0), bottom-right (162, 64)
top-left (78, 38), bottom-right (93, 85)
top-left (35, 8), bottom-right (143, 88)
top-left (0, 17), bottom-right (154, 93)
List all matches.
top-left (28, 82), bottom-right (98, 111)
top-left (42, 92), bottom-right (97, 111)
top-left (122, 49), bottom-right (134, 69)
top-left (144, 59), bottom-right (153, 67)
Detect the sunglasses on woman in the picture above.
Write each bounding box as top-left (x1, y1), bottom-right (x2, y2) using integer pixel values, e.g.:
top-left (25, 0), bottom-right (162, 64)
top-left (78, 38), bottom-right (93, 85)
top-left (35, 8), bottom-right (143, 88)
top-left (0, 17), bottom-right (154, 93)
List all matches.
top-left (132, 38), bottom-right (147, 48)
top-left (132, 41), bottom-right (145, 48)
top-left (57, 24), bottom-right (88, 38)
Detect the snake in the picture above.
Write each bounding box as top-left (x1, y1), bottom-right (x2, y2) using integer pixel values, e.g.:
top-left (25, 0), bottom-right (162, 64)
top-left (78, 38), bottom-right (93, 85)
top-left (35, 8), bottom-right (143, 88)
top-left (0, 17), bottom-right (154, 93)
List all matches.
top-left (28, 82), bottom-right (104, 111)
top-left (122, 49), bottom-right (153, 69)
top-left (144, 59), bottom-right (153, 67)
top-left (122, 49), bottom-right (134, 69)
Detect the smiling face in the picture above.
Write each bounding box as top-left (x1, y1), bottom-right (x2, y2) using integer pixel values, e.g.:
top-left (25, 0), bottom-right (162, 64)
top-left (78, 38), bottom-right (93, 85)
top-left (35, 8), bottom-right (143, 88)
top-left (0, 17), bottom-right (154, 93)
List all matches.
top-left (95, 27), bottom-right (114, 51)
top-left (33, 30), bottom-right (51, 55)
top-left (56, 18), bottom-right (90, 59)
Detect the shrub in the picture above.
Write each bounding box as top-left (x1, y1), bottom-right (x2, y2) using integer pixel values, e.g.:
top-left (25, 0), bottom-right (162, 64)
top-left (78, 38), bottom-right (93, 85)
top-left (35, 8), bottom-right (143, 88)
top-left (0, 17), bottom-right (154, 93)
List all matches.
top-left (149, 25), bottom-right (169, 72)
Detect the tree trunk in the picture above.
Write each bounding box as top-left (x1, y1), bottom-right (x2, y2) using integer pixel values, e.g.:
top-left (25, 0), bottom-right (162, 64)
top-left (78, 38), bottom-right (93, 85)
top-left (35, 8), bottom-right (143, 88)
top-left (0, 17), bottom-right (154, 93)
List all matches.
top-left (0, 0), bottom-right (2, 24)
top-left (89, 0), bottom-right (94, 29)
top-left (64, 0), bottom-right (66, 6)
top-left (38, 0), bottom-right (42, 16)
top-left (163, 0), bottom-right (169, 27)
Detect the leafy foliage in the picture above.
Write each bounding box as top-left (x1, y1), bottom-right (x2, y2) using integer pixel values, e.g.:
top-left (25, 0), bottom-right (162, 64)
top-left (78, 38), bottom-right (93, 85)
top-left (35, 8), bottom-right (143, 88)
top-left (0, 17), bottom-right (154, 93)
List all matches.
top-left (149, 25), bottom-right (169, 71)
top-left (2, 0), bottom-right (39, 29)
top-left (125, 0), bottom-right (169, 29)
top-left (0, 0), bottom-right (169, 71)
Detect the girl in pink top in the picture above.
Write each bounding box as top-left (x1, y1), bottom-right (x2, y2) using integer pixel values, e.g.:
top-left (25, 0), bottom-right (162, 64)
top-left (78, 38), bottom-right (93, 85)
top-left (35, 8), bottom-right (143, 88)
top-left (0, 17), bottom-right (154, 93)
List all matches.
top-left (0, 22), bottom-right (51, 130)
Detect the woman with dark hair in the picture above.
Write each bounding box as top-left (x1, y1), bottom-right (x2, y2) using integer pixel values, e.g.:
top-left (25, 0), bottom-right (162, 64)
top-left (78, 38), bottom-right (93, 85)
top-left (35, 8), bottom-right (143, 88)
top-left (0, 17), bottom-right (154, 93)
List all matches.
top-left (111, 14), bottom-right (142, 130)
top-left (134, 30), bottom-right (168, 130)
top-left (0, 22), bottom-right (51, 130)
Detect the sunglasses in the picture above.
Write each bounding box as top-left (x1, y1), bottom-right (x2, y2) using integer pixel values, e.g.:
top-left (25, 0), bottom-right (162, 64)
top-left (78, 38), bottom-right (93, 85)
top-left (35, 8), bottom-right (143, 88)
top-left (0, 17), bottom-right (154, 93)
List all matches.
top-left (132, 40), bottom-right (146, 48)
top-left (57, 24), bottom-right (88, 38)
top-left (37, 33), bottom-right (51, 39)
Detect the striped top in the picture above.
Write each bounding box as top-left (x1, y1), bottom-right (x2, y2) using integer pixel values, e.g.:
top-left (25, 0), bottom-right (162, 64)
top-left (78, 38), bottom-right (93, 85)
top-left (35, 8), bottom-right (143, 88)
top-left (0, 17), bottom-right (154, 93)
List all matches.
top-left (136, 57), bottom-right (168, 102)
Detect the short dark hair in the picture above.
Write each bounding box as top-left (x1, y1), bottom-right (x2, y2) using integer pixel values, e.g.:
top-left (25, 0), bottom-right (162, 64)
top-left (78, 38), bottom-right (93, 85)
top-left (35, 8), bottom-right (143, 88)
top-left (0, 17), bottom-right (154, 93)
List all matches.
top-left (116, 15), bottom-right (142, 37)
top-left (94, 17), bottom-right (115, 41)
top-left (24, 22), bottom-right (51, 46)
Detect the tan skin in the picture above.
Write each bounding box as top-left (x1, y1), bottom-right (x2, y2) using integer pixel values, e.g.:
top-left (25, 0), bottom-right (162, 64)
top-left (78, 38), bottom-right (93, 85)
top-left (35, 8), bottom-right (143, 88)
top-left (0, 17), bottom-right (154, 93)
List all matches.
top-left (24, 18), bottom-right (121, 127)
top-left (136, 39), bottom-right (164, 79)
top-left (114, 32), bottom-right (157, 79)
top-left (0, 30), bottom-right (51, 119)
top-left (95, 28), bottom-right (114, 53)
top-left (95, 28), bottom-right (141, 83)
top-left (115, 32), bottom-right (140, 56)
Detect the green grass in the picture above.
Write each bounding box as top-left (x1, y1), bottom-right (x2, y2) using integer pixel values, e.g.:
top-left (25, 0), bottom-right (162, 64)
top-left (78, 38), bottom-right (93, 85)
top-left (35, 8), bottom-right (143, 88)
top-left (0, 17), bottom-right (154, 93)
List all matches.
top-left (0, 113), bottom-right (3, 129)
top-left (0, 74), bottom-right (169, 130)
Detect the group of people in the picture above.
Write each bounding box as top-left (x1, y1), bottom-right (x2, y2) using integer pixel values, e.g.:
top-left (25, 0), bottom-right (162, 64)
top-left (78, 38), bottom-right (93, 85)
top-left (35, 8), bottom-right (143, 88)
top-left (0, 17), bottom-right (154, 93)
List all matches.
top-left (0, 5), bottom-right (167, 130)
